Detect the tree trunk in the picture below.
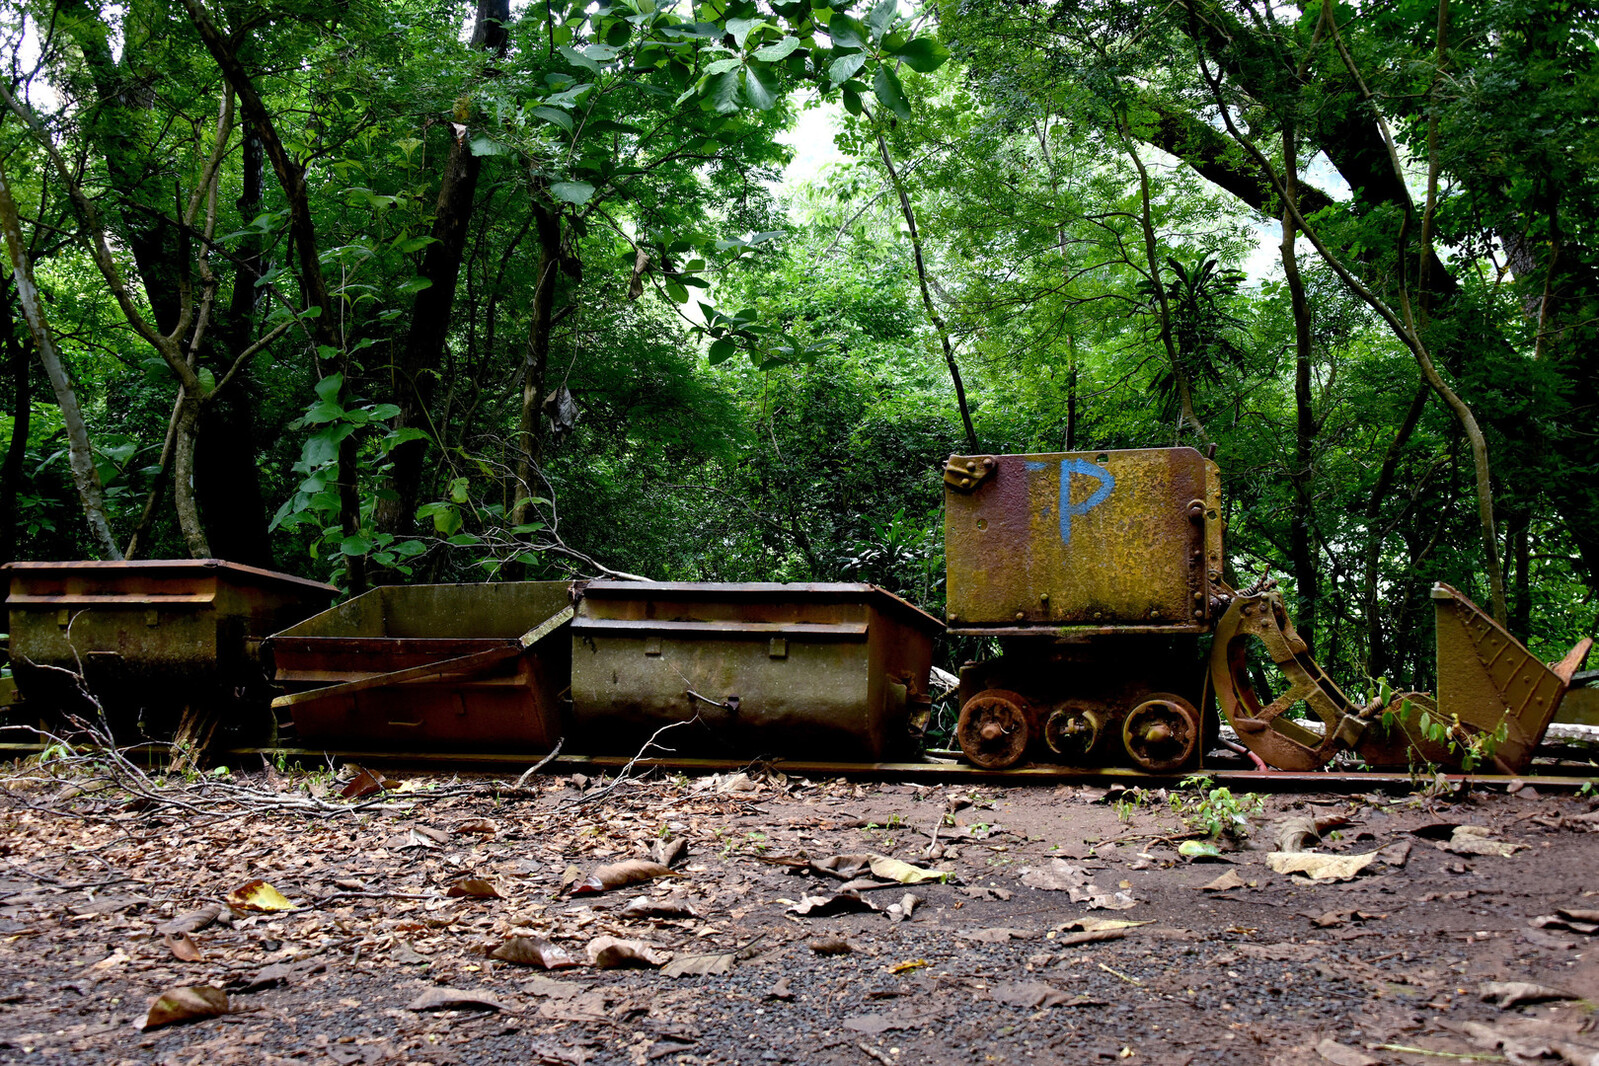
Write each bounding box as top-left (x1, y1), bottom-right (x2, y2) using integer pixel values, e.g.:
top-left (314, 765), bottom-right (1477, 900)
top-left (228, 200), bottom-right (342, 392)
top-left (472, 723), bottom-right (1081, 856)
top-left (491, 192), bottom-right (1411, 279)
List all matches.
top-left (376, 0), bottom-right (509, 538)
top-left (1281, 124), bottom-right (1319, 653)
top-left (874, 129), bottom-right (978, 453)
top-left (1360, 385), bottom-right (1428, 683)
top-left (1, 280), bottom-right (30, 564)
top-left (0, 163), bottom-right (122, 559)
top-left (511, 202), bottom-right (561, 527)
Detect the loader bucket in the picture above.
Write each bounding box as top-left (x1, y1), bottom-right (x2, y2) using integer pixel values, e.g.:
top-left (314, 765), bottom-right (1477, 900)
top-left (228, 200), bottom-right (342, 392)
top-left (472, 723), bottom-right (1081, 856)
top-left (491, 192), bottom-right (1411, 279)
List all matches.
top-left (1360, 583), bottom-right (1591, 772)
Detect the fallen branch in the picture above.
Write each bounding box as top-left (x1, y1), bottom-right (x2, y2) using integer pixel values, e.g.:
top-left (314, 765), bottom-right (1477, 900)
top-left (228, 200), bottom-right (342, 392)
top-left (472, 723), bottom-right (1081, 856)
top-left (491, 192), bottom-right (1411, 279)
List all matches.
top-left (565, 716), bottom-right (700, 809)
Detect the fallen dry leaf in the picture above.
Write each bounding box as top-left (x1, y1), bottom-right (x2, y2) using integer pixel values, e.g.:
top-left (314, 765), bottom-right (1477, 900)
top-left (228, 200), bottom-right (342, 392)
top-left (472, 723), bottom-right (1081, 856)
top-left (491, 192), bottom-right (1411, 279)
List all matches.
top-left (1056, 918), bottom-right (1152, 933)
top-left (1200, 869), bottom-right (1246, 892)
top-left (787, 891), bottom-right (878, 917)
top-left (1441, 826), bottom-right (1529, 858)
top-left (225, 879), bottom-right (296, 912)
top-left (661, 952), bottom-right (735, 977)
top-left (1310, 909), bottom-right (1384, 929)
top-left (767, 977), bottom-right (794, 999)
top-left (1315, 1037), bottom-right (1379, 1066)
top-left (652, 837), bottom-right (689, 868)
top-left (140, 985), bottom-right (228, 1030)
top-left (1479, 980), bottom-right (1579, 1008)
top-left (809, 935), bottom-right (854, 955)
top-left (886, 892), bottom-right (920, 923)
top-left (958, 927), bottom-right (1033, 943)
top-left (586, 935), bottom-right (670, 968)
top-left (445, 878), bottom-right (502, 899)
top-left (157, 904), bottom-right (222, 936)
top-left (618, 895), bottom-right (700, 920)
top-left (338, 766), bottom-right (390, 800)
top-left (454, 818), bottom-right (498, 836)
top-left (491, 937), bottom-right (580, 969)
top-left (1057, 929), bottom-right (1125, 947)
top-left (163, 930), bottom-right (204, 962)
top-left (992, 981), bottom-right (1076, 1008)
top-left (1266, 851), bottom-right (1377, 882)
top-left (570, 859), bottom-right (680, 896)
top-left (407, 987), bottom-right (512, 1012)
top-left (865, 854), bottom-right (950, 885)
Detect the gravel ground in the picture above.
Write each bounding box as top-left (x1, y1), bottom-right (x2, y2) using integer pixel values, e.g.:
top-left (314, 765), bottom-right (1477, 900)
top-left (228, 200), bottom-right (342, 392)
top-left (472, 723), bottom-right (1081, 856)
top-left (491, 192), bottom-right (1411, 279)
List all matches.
top-left (3, 762), bottom-right (1598, 1066)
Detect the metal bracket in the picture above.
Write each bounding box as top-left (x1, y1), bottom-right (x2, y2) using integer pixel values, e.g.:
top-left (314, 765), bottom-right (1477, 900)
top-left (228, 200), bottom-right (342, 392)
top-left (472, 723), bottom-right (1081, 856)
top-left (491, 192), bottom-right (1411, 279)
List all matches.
top-left (943, 455), bottom-right (997, 493)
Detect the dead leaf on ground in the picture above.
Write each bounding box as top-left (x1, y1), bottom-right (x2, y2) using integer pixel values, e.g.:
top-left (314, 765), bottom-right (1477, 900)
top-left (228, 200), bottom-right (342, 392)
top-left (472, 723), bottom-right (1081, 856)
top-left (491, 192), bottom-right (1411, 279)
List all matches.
top-left (960, 885), bottom-right (1012, 902)
top-left (1056, 918), bottom-right (1151, 933)
top-left (1057, 929), bottom-right (1126, 947)
top-left (1315, 1037), bottom-right (1379, 1066)
top-left (407, 987), bottom-right (513, 1012)
top-left (225, 879), bottom-right (296, 912)
top-left (445, 878), bottom-right (502, 899)
top-left (491, 937), bottom-right (580, 969)
top-left (157, 904), bottom-right (222, 936)
top-left (767, 977), bottom-right (794, 1000)
top-left (787, 891), bottom-right (878, 917)
top-left (1200, 869), bottom-right (1247, 892)
top-left (843, 1012), bottom-right (918, 1035)
top-left (571, 859), bottom-right (680, 896)
top-left (1020, 858), bottom-right (1137, 909)
top-left (958, 927), bottom-right (1033, 943)
top-left (886, 893), bottom-right (920, 923)
top-left (338, 766), bottom-right (393, 800)
top-left (139, 985), bottom-right (228, 1030)
top-left (1266, 851), bottom-right (1377, 882)
top-left (454, 818), bottom-right (498, 836)
top-left (162, 930), bottom-right (203, 962)
top-left (230, 959), bottom-right (327, 994)
top-left (809, 936), bottom-right (854, 955)
top-left (992, 981), bottom-right (1076, 1008)
top-left (586, 935), bottom-right (670, 968)
top-left (1441, 825), bottom-right (1529, 858)
top-left (662, 952), bottom-right (735, 977)
top-left (652, 837), bottom-right (688, 868)
top-left (1310, 909), bottom-right (1384, 929)
top-left (1479, 980), bottom-right (1579, 1008)
top-left (1274, 817), bottom-right (1321, 853)
top-left (618, 895), bottom-right (700, 920)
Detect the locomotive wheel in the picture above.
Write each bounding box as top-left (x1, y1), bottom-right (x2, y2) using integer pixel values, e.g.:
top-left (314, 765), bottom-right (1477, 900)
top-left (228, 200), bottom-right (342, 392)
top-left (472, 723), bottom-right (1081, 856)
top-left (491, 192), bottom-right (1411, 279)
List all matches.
top-left (956, 689), bottom-right (1035, 770)
top-left (1045, 706), bottom-right (1106, 762)
top-left (1122, 693), bottom-right (1200, 774)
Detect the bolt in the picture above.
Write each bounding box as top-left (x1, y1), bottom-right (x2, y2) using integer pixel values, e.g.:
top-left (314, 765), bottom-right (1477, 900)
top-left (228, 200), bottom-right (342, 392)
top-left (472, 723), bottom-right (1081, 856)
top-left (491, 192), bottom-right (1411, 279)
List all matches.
top-left (1143, 722), bottom-right (1173, 744)
top-left (966, 461), bottom-right (978, 473)
top-left (1015, 611), bottom-right (1026, 621)
top-left (980, 721), bottom-right (1004, 742)
top-left (1193, 591), bottom-right (1204, 601)
top-left (1193, 609), bottom-right (1204, 618)
top-left (983, 457), bottom-right (995, 468)
top-left (960, 477), bottom-right (972, 488)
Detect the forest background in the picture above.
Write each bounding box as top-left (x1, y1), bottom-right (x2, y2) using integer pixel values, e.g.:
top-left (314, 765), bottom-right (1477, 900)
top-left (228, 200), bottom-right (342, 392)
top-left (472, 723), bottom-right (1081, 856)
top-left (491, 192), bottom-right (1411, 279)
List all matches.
top-left (0, 0), bottom-right (1595, 726)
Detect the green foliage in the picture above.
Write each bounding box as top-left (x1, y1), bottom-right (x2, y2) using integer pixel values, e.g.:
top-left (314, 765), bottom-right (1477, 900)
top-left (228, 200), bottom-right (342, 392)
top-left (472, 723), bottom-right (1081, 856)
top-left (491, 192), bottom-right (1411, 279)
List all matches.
top-left (1177, 775), bottom-right (1264, 840)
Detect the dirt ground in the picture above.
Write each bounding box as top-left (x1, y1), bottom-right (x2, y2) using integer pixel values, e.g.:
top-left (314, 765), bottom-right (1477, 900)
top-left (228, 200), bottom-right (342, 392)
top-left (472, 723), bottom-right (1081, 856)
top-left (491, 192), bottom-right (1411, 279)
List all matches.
top-left (3, 757), bottom-right (1599, 1066)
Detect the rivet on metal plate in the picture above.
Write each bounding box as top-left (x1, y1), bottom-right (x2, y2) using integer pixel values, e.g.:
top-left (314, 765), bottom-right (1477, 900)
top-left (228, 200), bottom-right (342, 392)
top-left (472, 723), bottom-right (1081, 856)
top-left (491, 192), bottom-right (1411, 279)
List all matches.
top-left (769, 637), bottom-right (787, 659)
top-left (644, 637), bottom-right (662, 657)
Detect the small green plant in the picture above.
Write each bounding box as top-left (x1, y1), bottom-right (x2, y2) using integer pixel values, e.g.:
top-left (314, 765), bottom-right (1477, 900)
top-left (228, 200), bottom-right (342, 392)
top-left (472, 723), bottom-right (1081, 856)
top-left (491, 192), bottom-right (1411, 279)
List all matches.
top-left (1178, 775), bottom-right (1263, 839)
top-left (1578, 778), bottom-right (1597, 798)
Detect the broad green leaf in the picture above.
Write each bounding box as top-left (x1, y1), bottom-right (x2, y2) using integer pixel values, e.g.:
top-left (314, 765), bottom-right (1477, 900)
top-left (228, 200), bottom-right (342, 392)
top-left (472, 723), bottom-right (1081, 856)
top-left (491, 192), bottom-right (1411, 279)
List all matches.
top-left (873, 63), bottom-right (910, 122)
top-left (368, 403), bottom-right (401, 420)
top-left (703, 57), bottom-right (742, 76)
top-left (708, 337), bottom-right (737, 364)
top-left (550, 180), bottom-right (596, 204)
top-left (842, 82), bottom-right (863, 116)
top-left (340, 534), bottom-right (373, 557)
top-left (888, 36), bottom-right (950, 73)
top-left (470, 136), bottom-right (509, 156)
top-left (582, 42), bottom-right (621, 62)
top-left (708, 68), bottom-right (741, 113)
top-left (558, 45), bottom-right (601, 73)
top-left (727, 17), bottom-right (765, 48)
top-left (828, 14), bottom-right (868, 50)
top-left (304, 400), bottom-right (344, 424)
top-left (866, 0), bottom-right (897, 41)
top-left (314, 374), bottom-right (344, 402)
top-left (398, 276), bottom-right (434, 295)
top-left (754, 35), bottom-right (801, 61)
top-left (743, 60), bottom-right (780, 110)
top-left (530, 105), bottom-right (573, 133)
top-left (828, 51), bottom-right (866, 85)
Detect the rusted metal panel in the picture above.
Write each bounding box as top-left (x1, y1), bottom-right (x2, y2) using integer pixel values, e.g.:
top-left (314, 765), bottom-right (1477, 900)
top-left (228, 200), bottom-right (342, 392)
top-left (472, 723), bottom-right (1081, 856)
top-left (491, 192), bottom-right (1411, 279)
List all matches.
top-left (569, 581), bottom-right (941, 760)
top-left (266, 582), bottom-right (573, 750)
top-left (944, 449), bottom-right (1212, 633)
top-left (4, 560), bottom-right (336, 722)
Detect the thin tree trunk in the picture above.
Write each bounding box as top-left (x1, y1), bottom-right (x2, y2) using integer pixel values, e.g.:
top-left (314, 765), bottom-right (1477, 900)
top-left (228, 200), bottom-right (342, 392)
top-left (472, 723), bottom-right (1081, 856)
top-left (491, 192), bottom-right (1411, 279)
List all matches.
top-left (1, 281), bottom-right (31, 563)
top-left (1281, 122), bottom-right (1319, 652)
top-left (511, 202), bottom-right (561, 527)
top-left (377, 0), bottom-right (509, 537)
top-left (1361, 385), bottom-right (1428, 681)
top-left (1121, 130), bottom-right (1203, 444)
top-left (0, 163), bottom-right (122, 559)
top-left (874, 129), bottom-right (978, 453)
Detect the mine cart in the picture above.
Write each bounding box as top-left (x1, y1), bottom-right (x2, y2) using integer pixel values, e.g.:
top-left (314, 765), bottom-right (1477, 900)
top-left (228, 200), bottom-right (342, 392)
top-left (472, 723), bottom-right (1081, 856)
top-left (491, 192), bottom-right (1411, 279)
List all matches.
top-left (266, 581), bottom-right (573, 750)
top-left (569, 581), bottom-right (942, 761)
top-left (4, 559), bottom-right (337, 741)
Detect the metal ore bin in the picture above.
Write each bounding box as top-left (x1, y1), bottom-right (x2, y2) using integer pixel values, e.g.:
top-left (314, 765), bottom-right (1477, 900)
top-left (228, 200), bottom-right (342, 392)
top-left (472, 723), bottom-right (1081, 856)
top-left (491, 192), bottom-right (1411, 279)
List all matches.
top-left (4, 559), bottom-right (337, 733)
top-left (943, 447), bottom-right (1222, 634)
top-left (569, 581), bottom-right (942, 760)
top-left (266, 581), bottom-right (574, 750)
